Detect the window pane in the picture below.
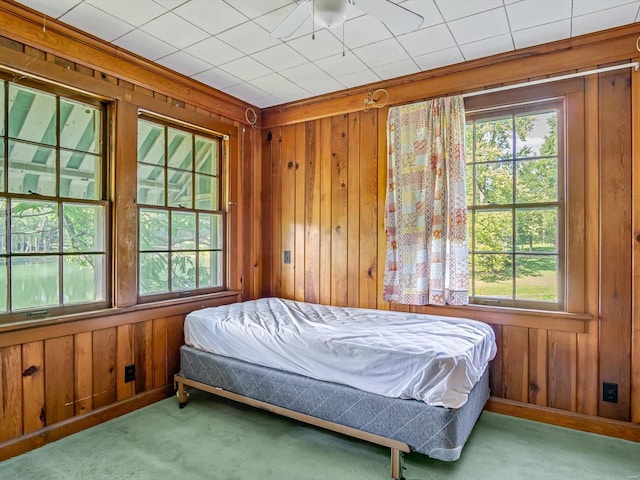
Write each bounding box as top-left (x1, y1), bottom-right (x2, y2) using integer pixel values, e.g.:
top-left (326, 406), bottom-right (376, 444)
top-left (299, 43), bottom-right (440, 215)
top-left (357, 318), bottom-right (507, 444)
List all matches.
top-left (139, 209), bottom-right (168, 251)
top-left (11, 256), bottom-right (59, 310)
top-left (473, 162), bottom-right (512, 205)
top-left (464, 123), bottom-right (474, 164)
top-left (474, 210), bottom-right (512, 252)
top-left (60, 99), bottom-right (101, 154)
top-left (0, 259), bottom-right (6, 313)
top-left (138, 120), bottom-right (164, 166)
top-left (199, 251), bottom-right (222, 288)
top-left (195, 174), bottom-right (217, 210)
top-left (195, 136), bottom-right (218, 175)
top-left (167, 128), bottom-right (192, 170)
top-left (474, 118), bottom-right (513, 162)
top-left (473, 254), bottom-right (512, 298)
top-left (0, 199), bottom-right (5, 254)
top-left (171, 251), bottom-right (196, 291)
top-left (8, 141), bottom-right (56, 196)
top-left (167, 169), bottom-right (192, 208)
top-left (60, 150), bottom-right (101, 200)
top-left (9, 84), bottom-right (56, 146)
top-left (137, 163), bottom-right (165, 206)
top-left (516, 254), bottom-right (557, 302)
top-left (516, 158), bottom-right (557, 203)
top-left (515, 208), bottom-right (557, 253)
top-left (171, 211), bottom-right (196, 250)
top-left (11, 200), bottom-right (59, 253)
top-left (516, 111), bottom-right (557, 158)
top-left (139, 252), bottom-right (168, 295)
top-left (63, 254), bottom-right (105, 304)
top-left (199, 213), bottom-right (222, 249)
top-left (63, 204), bottom-right (104, 252)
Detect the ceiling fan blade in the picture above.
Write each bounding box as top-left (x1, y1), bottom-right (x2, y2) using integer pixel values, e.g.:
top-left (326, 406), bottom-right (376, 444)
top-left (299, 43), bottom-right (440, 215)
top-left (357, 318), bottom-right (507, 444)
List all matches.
top-left (271, 1), bottom-right (312, 38)
top-left (350, 0), bottom-right (423, 35)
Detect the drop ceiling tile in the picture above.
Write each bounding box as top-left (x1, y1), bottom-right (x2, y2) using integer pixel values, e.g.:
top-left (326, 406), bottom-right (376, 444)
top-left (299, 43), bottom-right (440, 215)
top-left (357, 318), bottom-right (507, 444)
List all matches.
top-left (448, 8), bottom-right (510, 44)
top-left (192, 67), bottom-right (242, 89)
top-left (512, 19), bottom-right (571, 49)
top-left (60, 3), bottom-right (134, 42)
top-left (434, 0), bottom-right (503, 21)
top-left (336, 69), bottom-right (381, 88)
top-left (572, 0), bottom-right (638, 16)
top-left (156, 50), bottom-right (212, 76)
top-left (87, 0), bottom-right (166, 27)
top-left (398, 0), bottom-right (444, 28)
top-left (253, 3), bottom-right (300, 33)
top-left (252, 43), bottom-right (308, 72)
top-left (506, 0), bottom-right (571, 31)
top-left (286, 28), bottom-right (344, 61)
top-left (572, 2), bottom-right (640, 35)
top-left (217, 21), bottom-right (281, 54)
top-left (339, 14), bottom-right (393, 50)
top-left (141, 12), bottom-right (209, 48)
top-left (113, 29), bottom-right (177, 60)
top-left (174, 0), bottom-right (248, 35)
top-left (397, 23), bottom-right (456, 57)
top-left (371, 58), bottom-right (420, 80)
top-left (281, 62), bottom-right (333, 85)
top-left (222, 82), bottom-right (268, 102)
top-left (219, 56), bottom-right (274, 81)
top-left (303, 77), bottom-right (345, 96)
top-left (153, 0), bottom-right (188, 9)
top-left (315, 51), bottom-right (369, 77)
top-left (459, 33), bottom-right (514, 61)
top-left (184, 37), bottom-right (244, 66)
top-left (250, 73), bottom-right (310, 97)
top-left (353, 38), bottom-right (411, 68)
top-left (253, 94), bottom-right (286, 108)
top-left (413, 46), bottom-right (464, 71)
top-left (227, 0), bottom-right (292, 19)
top-left (14, 0), bottom-right (81, 18)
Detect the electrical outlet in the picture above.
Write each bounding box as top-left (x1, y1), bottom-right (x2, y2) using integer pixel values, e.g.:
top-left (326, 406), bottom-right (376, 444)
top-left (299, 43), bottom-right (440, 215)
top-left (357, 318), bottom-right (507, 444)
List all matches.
top-left (124, 364), bottom-right (135, 383)
top-left (602, 382), bottom-right (618, 403)
top-left (283, 250), bottom-right (291, 264)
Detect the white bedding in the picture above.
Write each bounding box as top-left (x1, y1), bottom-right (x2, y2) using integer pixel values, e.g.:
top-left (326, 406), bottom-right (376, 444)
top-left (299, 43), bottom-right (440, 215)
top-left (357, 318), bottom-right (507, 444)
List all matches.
top-left (184, 297), bottom-right (496, 408)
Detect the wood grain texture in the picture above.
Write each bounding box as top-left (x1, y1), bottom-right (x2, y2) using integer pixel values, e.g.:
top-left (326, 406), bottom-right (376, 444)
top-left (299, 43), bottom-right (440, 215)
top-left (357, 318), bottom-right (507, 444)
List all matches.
top-left (280, 124), bottom-right (296, 299)
top-left (330, 114), bottom-right (349, 307)
top-left (304, 120), bottom-right (321, 304)
top-left (92, 328), bottom-right (117, 409)
top-left (632, 56), bottom-right (640, 425)
top-left (528, 329), bottom-right (548, 406)
top-left (152, 318), bottom-right (167, 389)
top-left (116, 324), bottom-right (134, 401)
top-left (74, 332), bottom-right (93, 415)
top-left (134, 320), bottom-right (153, 394)
top-left (347, 112), bottom-right (360, 308)
top-left (165, 315), bottom-right (184, 384)
top-left (44, 336), bottom-right (74, 425)
top-left (22, 341), bottom-right (44, 434)
top-left (0, 345), bottom-right (22, 441)
top-left (548, 331), bottom-right (577, 412)
top-left (294, 122), bottom-right (306, 302)
top-left (319, 117), bottom-right (332, 305)
top-left (502, 326), bottom-right (529, 402)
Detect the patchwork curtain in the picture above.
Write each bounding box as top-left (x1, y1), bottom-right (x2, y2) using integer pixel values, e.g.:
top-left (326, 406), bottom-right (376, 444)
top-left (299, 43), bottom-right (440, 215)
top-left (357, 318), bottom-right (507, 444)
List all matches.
top-left (383, 96), bottom-right (469, 306)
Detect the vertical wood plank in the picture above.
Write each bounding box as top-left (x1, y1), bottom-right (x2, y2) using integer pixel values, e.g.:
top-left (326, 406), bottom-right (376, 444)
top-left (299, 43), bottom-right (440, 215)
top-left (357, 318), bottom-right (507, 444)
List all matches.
top-left (331, 114), bottom-right (349, 307)
top-left (632, 55), bottom-right (640, 424)
top-left (166, 315), bottom-right (185, 384)
top-left (271, 127), bottom-right (283, 297)
top-left (598, 68), bottom-right (632, 421)
top-left (376, 107), bottom-right (390, 310)
top-left (281, 124), bottom-right (296, 299)
top-left (261, 128), bottom-right (274, 297)
top-left (0, 345), bottom-right (22, 442)
top-left (502, 326), bottom-right (529, 402)
top-left (153, 318), bottom-right (167, 388)
top-left (489, 324), bottom-right (504, 398)
top-left (359, 109), bottom-right (378, 309)
top-left (45, 336), bottom-right (74, 425)
top-left (74, 332), bottom-right (93, 415)
top-left (347, 112), bottom-right (360, 308)
top-left (528, 329), bottom-right (548, 406)
top-left (294, 122), bottom-right (307, 302)
top-left (134, 320), bottom-right (154, 394)
top-left (92, 328), bottom-right (117, 409)
top-left (319, 117), bottom-right (332, 305)
top-left (116, 324), bottom-right (134, 401)
top-left (305, 120), bottom-right (321, 304)
top-left (22, 341), bottom-right (44, 434)
top-left (250, 126), bottom-right (263, 300)
top-left (548, 330), bottom-right (577, 412)
top-left (227, 126), bottom-right (242, 292)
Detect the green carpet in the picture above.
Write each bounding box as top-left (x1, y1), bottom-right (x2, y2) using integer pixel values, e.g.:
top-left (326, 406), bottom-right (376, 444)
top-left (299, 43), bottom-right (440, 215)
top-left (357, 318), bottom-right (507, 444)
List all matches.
top-left (1, 390), bottom-right (638, 479)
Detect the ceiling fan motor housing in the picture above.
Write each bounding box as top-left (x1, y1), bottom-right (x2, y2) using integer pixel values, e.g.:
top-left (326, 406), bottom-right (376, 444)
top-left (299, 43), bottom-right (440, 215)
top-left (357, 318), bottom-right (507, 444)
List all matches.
top-left (314, 0), bottom-right (349, 29)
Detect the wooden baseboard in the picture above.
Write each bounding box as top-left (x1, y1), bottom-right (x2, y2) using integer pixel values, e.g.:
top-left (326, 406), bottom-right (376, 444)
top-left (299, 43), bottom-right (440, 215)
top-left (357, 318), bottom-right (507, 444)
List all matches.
top-left (486, 397), bottom-right (640, 442)
top-left (0, 385), bottom-right (174, 462)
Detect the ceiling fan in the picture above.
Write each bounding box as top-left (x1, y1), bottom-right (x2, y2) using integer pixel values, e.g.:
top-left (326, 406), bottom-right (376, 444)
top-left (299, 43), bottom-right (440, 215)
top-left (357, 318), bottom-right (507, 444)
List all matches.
top-left (271, 0), bottom-right (424, 39)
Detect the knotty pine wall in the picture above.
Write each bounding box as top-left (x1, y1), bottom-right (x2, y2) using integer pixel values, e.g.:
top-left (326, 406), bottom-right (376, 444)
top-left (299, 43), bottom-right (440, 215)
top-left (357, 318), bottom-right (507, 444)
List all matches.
top-left (261, 25), bottom-right (640, 438)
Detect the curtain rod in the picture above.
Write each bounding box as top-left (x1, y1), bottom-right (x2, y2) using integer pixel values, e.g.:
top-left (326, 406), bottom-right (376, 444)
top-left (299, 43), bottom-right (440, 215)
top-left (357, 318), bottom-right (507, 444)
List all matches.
top-left (462, 62), bottom-right (639, 98)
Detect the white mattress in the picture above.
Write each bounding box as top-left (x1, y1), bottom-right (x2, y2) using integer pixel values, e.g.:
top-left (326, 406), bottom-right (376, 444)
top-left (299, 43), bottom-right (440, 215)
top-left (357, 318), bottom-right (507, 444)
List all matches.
top-left (184, 297), bottom-right (496, 408)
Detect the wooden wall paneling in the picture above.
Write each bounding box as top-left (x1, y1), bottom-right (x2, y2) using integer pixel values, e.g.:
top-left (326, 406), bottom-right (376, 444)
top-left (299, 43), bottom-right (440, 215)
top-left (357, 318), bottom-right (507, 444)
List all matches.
top-left (116, 324), bottom-right (134, 401)
top-left (548, 331), bottom-right (578, 412)
top-left (577, 75), bottom-right (600, 417)
top-left (152, 318), bottom-right (167, 389)
top-left (347, 112), bottom-right (361, 308)
top-left (489, 324), bottom-right (504, 398)
top-left (241, 124), bottom-right (252, 300)
top-left (502, 326), bottom-right (529, 402)
top-left (92, 328), bottom-right (117, 409)
top-left (44, 336), bottom-right (74, 425)
top-left (359, 109), bottom-right (378, 309)
top-left (528, 329), bottom-right (548, 406)
top-left (134, 320), bottom-right (154, 394)
top-left (250, 126), bottom-right (263, 300)
top-left (271, 127), bottom-right (282, 297)
top-left (74, 332), bottom-right (93, 416)
top-left (304, 120), bottom-right (321, 304)
top-left (165, 315), bottom-right (184, 384)
top-left (227, 128), bottom-right (242, 292)
top-left (319, 117), bottom-right (333, 305)
top-left (280, 124), bottom-right (296, 299)
top-left (598, 68), bottom-right (632, 421)
top-left (0, 345), bottom-right (22, 442)
top-left (331, 114), bottom-right (349, 307)
top-left (22, 341), bottom-right (44, 434)
top-left (376, 107), bottom-right (389, 309)
top-left (261, 128), bottom-right (274, 297)
top-left (294, 123), bottom-right (307, 302)
top-left (633, 55), bottom-right (640, 425)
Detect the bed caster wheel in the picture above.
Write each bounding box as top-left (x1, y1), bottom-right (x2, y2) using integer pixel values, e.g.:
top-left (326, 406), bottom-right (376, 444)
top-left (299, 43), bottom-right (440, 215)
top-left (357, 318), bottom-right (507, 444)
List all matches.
top-left (179, 402), bottom-right (186, 409)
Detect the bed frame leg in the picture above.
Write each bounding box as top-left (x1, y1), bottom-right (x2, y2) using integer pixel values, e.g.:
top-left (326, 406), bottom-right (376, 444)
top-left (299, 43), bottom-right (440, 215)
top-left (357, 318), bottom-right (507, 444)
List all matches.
top-left (176, 377), bottom-right (188, 409)
top-left (390, 448), bottom-right (405, 480)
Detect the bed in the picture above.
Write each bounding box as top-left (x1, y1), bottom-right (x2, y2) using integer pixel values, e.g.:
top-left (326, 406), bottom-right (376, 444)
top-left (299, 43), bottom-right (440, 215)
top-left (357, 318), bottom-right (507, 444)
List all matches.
top-left (174, 297), bottom-right (497, 479)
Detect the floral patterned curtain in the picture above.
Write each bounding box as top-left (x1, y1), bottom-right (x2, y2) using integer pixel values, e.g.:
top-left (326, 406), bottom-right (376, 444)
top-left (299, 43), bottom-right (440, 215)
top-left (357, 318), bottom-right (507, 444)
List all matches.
top-left (383, 96), bottom-right (469, 306)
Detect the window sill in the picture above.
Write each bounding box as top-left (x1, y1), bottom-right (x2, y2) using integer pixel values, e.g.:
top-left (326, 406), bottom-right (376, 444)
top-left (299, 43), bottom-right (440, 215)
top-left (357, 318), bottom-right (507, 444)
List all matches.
top-left (403, 303), bottom-right (590, 333)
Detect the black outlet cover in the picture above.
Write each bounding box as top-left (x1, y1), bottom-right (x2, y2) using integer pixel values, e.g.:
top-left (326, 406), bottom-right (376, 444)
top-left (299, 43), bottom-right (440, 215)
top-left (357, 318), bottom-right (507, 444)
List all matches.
top-left (124, 364), bottom-right (135, 383)
top-left (602, 382), bottom-right (618, 403)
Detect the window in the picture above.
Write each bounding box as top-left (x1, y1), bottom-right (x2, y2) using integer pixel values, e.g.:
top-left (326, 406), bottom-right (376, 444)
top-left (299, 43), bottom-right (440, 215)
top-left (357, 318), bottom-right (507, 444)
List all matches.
top-left (137, 117), bottom-right (225, 300)
top-left (465, 101), bottom-right (563, 310)
top-left (0, 79), bottom-right (108, 321)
